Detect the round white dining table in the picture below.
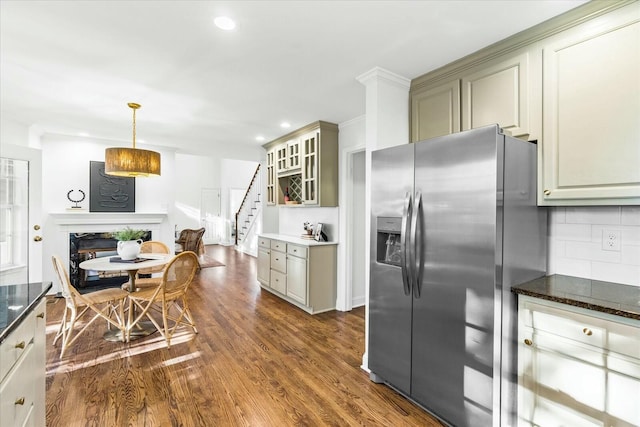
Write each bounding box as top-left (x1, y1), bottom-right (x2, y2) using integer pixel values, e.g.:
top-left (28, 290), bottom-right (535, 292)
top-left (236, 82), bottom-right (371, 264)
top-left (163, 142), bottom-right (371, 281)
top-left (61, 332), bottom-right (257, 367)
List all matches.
top-left (79, 253), bottom-right (172, 341)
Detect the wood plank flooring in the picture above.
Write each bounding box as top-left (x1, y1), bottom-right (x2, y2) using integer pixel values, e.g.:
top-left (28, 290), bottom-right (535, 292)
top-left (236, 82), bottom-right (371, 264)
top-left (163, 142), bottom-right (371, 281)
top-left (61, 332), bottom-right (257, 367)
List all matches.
top-left (45, 245), bottom-right (443, 426)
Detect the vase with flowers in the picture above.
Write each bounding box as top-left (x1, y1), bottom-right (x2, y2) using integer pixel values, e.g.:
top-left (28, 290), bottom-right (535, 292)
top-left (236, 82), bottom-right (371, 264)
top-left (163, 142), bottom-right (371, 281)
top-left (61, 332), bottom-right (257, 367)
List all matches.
top-left (111, 227), bottom-right (146, 260)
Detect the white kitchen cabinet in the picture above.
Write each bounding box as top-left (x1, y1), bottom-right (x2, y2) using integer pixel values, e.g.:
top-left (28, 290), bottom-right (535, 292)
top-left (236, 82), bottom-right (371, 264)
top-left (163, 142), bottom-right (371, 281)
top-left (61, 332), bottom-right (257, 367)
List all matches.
top-left (461, 48), bottom-right (539, 140)
top-left (540, 3), bottom-right (640, 205)
top-left (257, 234), bottom-right (337, 314)
top-left (410, 79), bottom-right (460, 142)
top-left (518, 296), bottom-right (640, 427)
top-left (0, 298), bottom-right (46, 427)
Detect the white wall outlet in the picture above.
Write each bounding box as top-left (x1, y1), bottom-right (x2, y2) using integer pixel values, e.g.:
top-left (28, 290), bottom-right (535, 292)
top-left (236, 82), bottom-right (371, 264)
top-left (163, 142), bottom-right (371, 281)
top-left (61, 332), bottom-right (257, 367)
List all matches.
top-left (602, 229), bottom-right (621, 252)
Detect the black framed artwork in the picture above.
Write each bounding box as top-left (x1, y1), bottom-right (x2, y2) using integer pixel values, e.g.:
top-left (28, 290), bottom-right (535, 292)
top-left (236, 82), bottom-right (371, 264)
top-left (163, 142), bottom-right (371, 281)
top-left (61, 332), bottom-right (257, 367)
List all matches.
top-left (89, 161), bottom-right (135, 212)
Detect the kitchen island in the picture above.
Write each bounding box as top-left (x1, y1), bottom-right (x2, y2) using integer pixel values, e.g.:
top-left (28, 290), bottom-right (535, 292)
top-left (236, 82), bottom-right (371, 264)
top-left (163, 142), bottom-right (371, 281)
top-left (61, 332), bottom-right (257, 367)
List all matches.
top-left (513, 275), bottom-right (640, 426)
top-left (257, 234), bottom-right (337, 314)
top-left (1, 282), bottom-right (51, 427)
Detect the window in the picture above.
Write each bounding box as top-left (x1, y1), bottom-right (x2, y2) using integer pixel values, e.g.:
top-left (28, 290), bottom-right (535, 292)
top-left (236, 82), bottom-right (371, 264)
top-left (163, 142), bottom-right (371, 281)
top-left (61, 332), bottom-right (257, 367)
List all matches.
top-left (0, 158), bottom-right (28, 270)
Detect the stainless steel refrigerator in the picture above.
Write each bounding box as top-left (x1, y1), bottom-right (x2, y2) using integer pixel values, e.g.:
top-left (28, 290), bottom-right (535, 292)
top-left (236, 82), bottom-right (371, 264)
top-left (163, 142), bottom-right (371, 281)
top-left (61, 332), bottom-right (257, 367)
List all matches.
top-left (369, 125), bottom-right (547, 427)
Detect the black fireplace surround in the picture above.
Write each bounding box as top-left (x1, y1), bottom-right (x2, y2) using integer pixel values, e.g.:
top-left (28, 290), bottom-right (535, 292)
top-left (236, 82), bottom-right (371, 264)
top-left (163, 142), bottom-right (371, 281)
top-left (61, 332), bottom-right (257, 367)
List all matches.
top-left (69, 231), bottom-right (151, 288)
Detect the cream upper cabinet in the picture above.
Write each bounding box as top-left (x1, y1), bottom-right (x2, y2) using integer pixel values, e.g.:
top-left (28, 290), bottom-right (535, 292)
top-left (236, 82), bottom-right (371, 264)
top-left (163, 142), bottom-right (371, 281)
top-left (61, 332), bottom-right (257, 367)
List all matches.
top-left (263, 121), bottom-right (338, 207)
top-left (461, 49), bottom-right (539, 140)
top-left (540, 4), bottom-right (640, 205)
top-left (300, 130), bottom-right (319, 205)
top-left (409, 1), bottom-right (638, 206)
top-left (287, 139), bottom-right (301, 170)
top-left (265, 149), bottom-right (276, 205)
top-left (275, 143), bottom-right (288, 174)
top-left (410, 79), bottom-right (460, 142)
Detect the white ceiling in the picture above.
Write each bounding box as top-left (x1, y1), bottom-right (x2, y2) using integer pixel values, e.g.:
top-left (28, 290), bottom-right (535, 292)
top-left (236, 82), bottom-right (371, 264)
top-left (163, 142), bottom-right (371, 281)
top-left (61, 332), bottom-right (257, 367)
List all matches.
top-left (1, 0), bottom-right (587, 156)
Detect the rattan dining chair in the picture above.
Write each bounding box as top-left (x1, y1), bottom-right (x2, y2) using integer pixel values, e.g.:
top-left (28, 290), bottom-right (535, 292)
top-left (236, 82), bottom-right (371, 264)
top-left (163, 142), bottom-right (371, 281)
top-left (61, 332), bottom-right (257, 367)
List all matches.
top-left (51, 255), bottom-right (129, 357)
top-left (126, 251), bottom-right (199, 347)
top-left (121, 240), bottom-right (171, 291)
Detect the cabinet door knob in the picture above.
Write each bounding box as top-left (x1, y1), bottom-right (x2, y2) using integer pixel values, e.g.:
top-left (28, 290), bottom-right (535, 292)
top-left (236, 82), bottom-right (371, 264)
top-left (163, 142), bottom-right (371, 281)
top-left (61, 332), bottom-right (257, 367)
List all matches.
top-left (37, 312), bottom-right (45, 319)
top-left (543, 189), bottom-right (551, 196)
top-left (15, 341), bottom-right (26, 349)
top-left (524, 339), bottom-right (533, 346)
top-left (15, 397), bottom-right (25, 406)
top-left (33, 235), bottom-right (43, 242)
top-left (583, 328), bottom-right (593, 336)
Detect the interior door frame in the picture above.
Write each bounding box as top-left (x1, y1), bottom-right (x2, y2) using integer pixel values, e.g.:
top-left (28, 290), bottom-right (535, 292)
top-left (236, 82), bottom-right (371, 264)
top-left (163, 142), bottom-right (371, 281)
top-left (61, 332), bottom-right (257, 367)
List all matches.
top-left (1, 144), bottom-right (43, 284)
top-left (200, 187), bottom-right (221, 245)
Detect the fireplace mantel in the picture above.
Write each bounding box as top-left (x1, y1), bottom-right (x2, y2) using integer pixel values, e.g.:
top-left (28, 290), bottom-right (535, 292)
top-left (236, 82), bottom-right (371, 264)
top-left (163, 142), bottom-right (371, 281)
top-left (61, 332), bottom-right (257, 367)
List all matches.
top-left (50, 212), bottom-right (167, 226)
top-left (46, 212), bottom-right (170, 294)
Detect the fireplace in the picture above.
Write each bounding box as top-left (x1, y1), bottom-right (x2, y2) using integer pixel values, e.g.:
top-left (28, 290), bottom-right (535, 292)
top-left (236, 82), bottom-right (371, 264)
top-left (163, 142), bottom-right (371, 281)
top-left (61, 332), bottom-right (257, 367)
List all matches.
top-left (69, 231), bottom-right (151, 288)
top-left (48, 212), bottom-right (168, 295)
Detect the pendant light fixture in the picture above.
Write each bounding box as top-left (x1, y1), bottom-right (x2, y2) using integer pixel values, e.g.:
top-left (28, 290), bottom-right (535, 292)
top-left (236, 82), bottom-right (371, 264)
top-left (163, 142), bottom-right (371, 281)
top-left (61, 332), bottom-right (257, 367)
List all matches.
top-left (105, 102), bottom-right (161, 177)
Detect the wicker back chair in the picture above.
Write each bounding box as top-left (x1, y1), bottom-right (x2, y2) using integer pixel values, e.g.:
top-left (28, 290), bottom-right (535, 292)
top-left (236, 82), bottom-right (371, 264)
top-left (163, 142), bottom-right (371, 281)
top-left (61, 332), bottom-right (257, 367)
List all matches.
top-left (175, 228), bottom-right (205, 255)
top-left (121, 240), bottom-right (171, 291)
top-left (52, 255), bottom-right (129, 357)
top-left (126, 251), bottom-right (199, 347)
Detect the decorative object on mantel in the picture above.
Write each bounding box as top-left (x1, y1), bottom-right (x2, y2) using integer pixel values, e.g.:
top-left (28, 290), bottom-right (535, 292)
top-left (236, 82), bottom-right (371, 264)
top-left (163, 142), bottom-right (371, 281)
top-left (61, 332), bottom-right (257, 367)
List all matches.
top-left (111, 227), bottom-right (146, 260)
top-left (104, 102), bottom-right (161, 177)
top-left (66, 189), bottom-right (85, 209)
top-left (90, 161), bottom-right (135, 212)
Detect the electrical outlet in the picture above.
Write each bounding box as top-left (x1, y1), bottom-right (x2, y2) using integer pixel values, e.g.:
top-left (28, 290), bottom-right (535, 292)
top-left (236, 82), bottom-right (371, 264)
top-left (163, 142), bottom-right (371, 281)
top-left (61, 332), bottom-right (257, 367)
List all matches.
top-left (602, 229), bottom-right (621, 252)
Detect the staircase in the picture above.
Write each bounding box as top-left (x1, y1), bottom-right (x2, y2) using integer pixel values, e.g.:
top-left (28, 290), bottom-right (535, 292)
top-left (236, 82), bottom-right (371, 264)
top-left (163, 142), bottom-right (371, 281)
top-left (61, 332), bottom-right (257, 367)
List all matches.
top-left (234, 164), bottom-right (261, 256)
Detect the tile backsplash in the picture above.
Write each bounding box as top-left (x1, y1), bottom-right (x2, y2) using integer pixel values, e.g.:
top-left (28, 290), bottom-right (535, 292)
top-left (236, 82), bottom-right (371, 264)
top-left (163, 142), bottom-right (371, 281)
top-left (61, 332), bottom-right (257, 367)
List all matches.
top-left (548, 206), bottom-right (640, 286)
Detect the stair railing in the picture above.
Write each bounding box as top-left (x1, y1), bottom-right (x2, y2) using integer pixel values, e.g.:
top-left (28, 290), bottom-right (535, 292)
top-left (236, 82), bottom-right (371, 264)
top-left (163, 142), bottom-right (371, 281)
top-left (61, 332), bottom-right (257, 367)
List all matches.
top-left (235, 164), bottom-right (261, 245)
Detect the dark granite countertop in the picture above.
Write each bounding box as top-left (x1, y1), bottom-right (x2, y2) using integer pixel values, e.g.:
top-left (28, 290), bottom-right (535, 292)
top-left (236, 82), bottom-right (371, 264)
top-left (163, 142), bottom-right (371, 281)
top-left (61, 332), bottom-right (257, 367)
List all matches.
top-left (512, 275), bottom-right (640, 320)
top-left (0, 282), bottom-right (52, 343)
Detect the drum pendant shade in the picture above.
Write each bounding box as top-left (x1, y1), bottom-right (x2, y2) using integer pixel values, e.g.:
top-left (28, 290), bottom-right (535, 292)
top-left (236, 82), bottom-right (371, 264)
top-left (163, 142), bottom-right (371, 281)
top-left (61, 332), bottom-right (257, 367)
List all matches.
top-left (105, 103), bottom-right (161, 177)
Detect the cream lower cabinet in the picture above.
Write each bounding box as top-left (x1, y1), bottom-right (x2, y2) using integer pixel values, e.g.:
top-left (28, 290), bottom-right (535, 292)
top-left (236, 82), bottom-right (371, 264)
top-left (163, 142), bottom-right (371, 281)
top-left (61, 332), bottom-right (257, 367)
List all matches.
top-left (285, 245), bottom-right (307, 305)
top-left (257, 238), bottom-right (271, 285)
top-left (257, 236), bottom-right (337, 314)
top-left (518, 296), bottom-right (640, 427)
top-left (540, 3), bottom-right (640, 205)
top-left (0, 298), bottom-right (46, 427)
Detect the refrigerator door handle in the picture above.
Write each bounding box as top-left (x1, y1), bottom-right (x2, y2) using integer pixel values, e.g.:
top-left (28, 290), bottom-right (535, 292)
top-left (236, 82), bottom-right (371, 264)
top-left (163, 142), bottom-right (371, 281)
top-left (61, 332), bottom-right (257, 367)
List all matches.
top-left (400, 191), bottom-right (413, 296)
top-left (410, 191), bottom-right (423, 298)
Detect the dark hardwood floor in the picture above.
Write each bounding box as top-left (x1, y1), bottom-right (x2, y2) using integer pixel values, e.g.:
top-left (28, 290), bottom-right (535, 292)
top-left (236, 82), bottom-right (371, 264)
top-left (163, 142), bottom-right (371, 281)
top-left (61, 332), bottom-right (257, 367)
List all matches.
top-left (45, 245), bottom-right (442, 426)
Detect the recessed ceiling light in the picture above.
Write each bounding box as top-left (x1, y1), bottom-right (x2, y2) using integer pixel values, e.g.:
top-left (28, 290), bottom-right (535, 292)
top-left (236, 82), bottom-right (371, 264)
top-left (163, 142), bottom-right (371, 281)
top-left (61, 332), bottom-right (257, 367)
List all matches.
top-left (280, 122), bottom-right (291, 129)
top-left (214, 16), bottom-right (236, 31)
top-left (256, 136), bottom-right (265, 142)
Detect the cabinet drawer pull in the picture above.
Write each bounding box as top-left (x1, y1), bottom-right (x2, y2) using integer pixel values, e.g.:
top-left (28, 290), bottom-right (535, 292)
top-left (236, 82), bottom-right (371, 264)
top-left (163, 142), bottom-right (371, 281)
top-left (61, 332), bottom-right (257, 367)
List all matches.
top-left (524, 339), bottom-right (533, 346)
top-left (37, 312), bottom-right (45, 319)
top-left (15, 341), bottom-right (26, 349)
top-left (15, 397), bottom-right (25, 406)
top-left (582, 328), bottom-right (593, 336)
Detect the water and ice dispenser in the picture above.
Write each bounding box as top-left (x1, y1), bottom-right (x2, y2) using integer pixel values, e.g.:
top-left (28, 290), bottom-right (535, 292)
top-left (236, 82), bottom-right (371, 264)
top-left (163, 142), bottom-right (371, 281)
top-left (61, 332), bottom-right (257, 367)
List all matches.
top-left (376, 217), bottom-right (402, 266)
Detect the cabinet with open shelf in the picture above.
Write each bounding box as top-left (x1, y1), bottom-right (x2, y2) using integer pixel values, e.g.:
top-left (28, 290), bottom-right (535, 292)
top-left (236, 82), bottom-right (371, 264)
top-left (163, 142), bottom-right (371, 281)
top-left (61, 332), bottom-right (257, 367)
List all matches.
top-left (263, 121), bottom-right (338, 207)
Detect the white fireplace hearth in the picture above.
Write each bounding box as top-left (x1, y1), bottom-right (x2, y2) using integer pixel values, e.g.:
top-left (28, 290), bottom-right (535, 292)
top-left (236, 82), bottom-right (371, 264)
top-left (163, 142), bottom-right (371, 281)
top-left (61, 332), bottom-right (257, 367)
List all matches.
top-left (45, 212), bottom-right (170, 294)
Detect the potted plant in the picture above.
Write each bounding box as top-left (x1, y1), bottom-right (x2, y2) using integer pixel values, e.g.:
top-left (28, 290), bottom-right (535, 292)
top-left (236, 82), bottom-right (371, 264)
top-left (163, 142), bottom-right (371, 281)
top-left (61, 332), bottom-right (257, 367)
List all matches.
top-left (111, 227), bottom-right (146, 260)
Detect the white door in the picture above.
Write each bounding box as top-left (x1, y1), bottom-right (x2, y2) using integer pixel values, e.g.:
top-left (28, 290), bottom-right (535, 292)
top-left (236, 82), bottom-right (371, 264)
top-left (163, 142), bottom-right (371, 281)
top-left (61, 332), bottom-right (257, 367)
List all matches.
top-left (0, 145), bottom-right (43, 286)
top-left (200, 188), bottom-right (221, 245)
